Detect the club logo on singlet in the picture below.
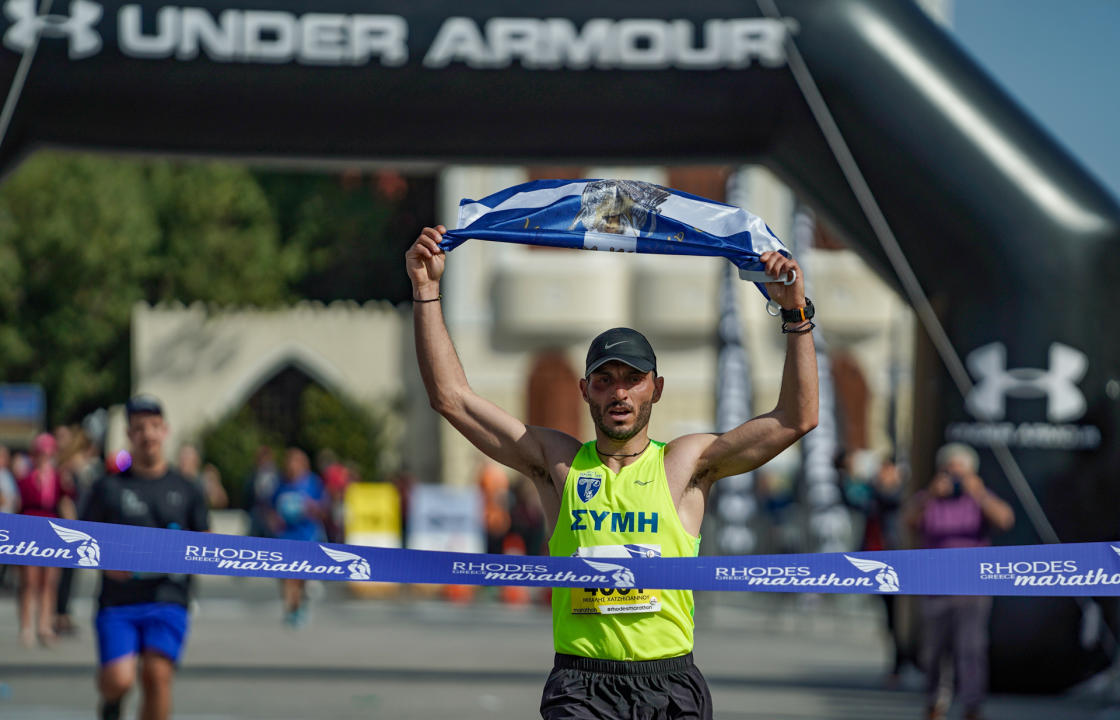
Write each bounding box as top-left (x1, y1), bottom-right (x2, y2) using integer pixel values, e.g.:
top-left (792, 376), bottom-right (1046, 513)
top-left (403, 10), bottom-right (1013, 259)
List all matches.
top-left (576, 472), bottom-right (603, 503)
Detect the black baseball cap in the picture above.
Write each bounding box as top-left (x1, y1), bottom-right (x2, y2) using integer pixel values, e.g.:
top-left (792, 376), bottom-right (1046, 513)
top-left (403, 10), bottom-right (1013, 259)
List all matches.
top-left (585, 327), bottom-right (657, 377)
top-left (125, 394), bottom-right (163, 419)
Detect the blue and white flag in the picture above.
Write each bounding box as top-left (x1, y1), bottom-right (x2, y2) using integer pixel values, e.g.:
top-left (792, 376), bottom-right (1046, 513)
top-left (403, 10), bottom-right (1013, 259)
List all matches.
top-left (440, 179), bottom-right (789, 295)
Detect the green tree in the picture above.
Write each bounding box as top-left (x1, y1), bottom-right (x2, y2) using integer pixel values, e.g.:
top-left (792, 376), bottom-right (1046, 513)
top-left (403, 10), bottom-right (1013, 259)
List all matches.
top-left (255, 171), bottom-right (434, 304)
top-left (0, 152), bottom-right (429, 427)
top-left (144, 161), bottom-right (301, 305)
top-left (298, 385), bottom-right (396, 484)
top-left (0, 153), bottom-right (159, 423)
top-left (0, 153), bottom-right (299, 424)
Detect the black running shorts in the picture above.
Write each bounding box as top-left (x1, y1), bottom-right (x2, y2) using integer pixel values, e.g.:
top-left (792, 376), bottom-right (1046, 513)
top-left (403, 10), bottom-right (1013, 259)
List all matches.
top-left (540, 652), bottom-right (713, 720)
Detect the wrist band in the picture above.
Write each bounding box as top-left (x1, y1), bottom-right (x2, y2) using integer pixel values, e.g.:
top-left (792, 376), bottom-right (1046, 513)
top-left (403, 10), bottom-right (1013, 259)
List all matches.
top-left (413, 294), bottom-right (441, 303)
top-left (779, 298), bottom-right (814, 323)
top-left (782, 320), bottom-right (816, 334)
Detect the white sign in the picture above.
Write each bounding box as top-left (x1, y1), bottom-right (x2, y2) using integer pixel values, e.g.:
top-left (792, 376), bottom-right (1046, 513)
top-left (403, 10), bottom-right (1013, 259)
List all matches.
top-left (406, 485), bottom-right (484, 554)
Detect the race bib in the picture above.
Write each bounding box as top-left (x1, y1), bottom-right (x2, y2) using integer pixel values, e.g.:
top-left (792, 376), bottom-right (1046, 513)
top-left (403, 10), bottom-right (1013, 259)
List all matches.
top-left (571, 544), bottom-right (662, 615)
top-left (571, 586), bottom-right (662, 615)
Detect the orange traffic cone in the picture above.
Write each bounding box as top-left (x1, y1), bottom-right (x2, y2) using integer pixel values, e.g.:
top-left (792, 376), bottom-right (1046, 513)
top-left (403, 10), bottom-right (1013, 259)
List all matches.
top-left (444, 584), bottom-right (475, 604)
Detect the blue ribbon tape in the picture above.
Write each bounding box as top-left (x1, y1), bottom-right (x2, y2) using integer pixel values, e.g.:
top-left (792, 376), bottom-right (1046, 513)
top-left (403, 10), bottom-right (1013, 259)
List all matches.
top-left (3, 514), bottom-right (1119, 595)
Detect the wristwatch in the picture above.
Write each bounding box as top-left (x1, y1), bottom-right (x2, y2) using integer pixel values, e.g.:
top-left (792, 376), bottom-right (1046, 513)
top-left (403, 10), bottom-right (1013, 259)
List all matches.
top-left (780, 298), bottom-right (814, 323)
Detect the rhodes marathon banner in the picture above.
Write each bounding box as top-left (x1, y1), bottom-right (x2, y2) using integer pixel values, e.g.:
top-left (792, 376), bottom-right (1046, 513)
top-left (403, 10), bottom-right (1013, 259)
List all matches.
top-left (440, 179), bottom-right (789, 295)
top-left (3, 514), bottom-right (1120, 597)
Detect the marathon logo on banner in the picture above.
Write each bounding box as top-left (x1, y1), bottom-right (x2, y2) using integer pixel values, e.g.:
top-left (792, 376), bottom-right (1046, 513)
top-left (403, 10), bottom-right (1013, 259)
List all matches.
top-left (712, 555), bottom-right (900, 592)
top-left (182, 543), bottom-right (370, 580)
top-left (4, 514), bottom-right (1120, 597)
top-left (451, 560), bottom-right (610, 585)
top-left (1, 3), bottom-right (795, 70)
top-left (977, 550), bottom-right (1120, 590)
top-left (0, 522), bottom-right (101, 566)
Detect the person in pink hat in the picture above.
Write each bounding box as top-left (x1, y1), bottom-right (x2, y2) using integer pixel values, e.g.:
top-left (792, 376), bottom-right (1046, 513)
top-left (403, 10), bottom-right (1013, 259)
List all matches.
top-left (17, 432), bottom-right (69, 646)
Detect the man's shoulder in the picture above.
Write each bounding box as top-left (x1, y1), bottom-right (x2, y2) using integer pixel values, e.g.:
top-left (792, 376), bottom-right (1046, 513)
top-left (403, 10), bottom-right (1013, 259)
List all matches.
top-left (665, 432), bottom-right (718, 447)
top-left (162, 469), bottom-right (206, 498)
top-left (529, 427), bottom-right (584, 477)
top-left (91, 470), bottom-right (124, 490)
top-left (161, 468), bottom-right (191, 485)
top-left (662, 433), bottom-right (717, 462)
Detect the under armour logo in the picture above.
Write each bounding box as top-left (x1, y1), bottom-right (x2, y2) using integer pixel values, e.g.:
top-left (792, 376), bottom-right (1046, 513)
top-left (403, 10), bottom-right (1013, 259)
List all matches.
top-left (965, 342), bottom-right (1087, 423)
top-left (3, 0), bottom-right (102, 59)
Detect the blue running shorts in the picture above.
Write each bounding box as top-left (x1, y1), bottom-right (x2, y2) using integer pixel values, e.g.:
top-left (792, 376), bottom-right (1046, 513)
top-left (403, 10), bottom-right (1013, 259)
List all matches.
top-left (95, 603), bottom-right (190, 666)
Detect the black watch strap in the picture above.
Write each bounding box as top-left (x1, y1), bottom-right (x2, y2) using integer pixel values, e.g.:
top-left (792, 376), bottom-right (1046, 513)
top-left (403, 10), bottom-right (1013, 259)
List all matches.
top-left (780, 298), bottom-right (814, 323)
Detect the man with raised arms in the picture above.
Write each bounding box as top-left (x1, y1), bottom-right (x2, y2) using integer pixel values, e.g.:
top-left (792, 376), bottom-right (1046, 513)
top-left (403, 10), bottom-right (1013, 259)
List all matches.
top-left (407, 224), bottom-right (818, 719)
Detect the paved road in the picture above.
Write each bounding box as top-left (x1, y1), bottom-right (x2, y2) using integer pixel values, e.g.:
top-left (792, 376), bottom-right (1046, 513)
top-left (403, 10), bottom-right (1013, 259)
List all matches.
top-left (0, 572), bottom-right (1116, 719)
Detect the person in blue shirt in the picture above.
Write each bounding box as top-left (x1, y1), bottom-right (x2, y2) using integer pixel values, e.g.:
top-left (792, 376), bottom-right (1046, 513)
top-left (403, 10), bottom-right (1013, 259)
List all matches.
top-left (270, 447), bottom-right (325, 627)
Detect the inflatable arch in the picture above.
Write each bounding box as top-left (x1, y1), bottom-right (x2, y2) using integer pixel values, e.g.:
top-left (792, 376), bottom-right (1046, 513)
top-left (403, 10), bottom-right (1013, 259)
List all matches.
top-left (2, 0), bottom-right (1118, 690)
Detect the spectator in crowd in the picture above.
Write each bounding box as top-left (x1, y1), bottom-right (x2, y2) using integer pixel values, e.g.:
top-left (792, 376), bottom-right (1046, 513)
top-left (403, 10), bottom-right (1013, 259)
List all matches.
top-left (0, 443), bottom-right (17, 513)
top-left (52, 425), bottom-right (75, 461)
top-left (55, 427), bottom-right (103, 638)
top-left (316, 448), bottom-right (342, 483)
top-left (17, 432), bottom-right (70, 647)
top-left (82, 395), bottom-right (209, 720)
top-left (177, 442), bottom-right (228, 510)
top-left (906, 443), bottom-right (1014, 720)
top-left (315, 449), bottom-right (348, 542)
top-left (176, 443), bottom-right (201, 483)
top-left (244, 446), bottom-right (279, 539)
top-left (478, 462), bottom-right (511, 556)
top-left (199, 463), bottom-right (228, 510)
top-left (755, 466), bottom-right (799, 555)
top-left (63, 428), bottom-right (105, 504)
top-left (271, 447), bottom-right (326, 627)
top-left (388, 468), bottom-right (416, 547)
top-left (321, 462), bottom-right (352, 543)
top-left (841, 450), bottom-right (907, 685)
top-left (0, 443), bottom-right (20, 590)
top-left (508, 476), bottom-right (546, 556)
top-left (11, 449), bottom-right (31, 482)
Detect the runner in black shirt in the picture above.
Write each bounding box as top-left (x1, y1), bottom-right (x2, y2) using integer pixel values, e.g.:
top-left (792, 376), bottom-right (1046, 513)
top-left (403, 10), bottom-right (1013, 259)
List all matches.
top-left (81, 395), bottom-right (209, 720)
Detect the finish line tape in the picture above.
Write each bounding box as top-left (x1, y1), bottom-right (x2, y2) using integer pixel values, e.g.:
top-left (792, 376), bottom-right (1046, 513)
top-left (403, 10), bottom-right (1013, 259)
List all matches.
top-left (2, 514), bottom-right (1119, 596)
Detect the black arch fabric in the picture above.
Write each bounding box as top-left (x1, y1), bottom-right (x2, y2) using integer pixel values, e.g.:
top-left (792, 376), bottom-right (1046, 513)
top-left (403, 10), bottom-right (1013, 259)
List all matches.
top-left (1, 0), bottom-right (1117, 691)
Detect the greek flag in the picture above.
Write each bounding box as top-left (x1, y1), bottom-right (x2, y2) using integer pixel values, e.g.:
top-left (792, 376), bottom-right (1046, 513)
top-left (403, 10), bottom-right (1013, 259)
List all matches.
top-left (440, 179), bottom-right (789, 294)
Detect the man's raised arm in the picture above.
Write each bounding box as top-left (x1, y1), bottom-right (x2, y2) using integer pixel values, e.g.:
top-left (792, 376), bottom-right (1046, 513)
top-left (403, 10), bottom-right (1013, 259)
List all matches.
top-left (683, 251), bottom-right (819, 486)
top-left (406, 226), bottom-right (578, 488)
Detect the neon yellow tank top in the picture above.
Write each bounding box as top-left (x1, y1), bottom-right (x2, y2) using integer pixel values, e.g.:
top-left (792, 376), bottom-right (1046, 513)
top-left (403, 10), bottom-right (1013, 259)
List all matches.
top-left (549, 440), bottom-right (700, 661)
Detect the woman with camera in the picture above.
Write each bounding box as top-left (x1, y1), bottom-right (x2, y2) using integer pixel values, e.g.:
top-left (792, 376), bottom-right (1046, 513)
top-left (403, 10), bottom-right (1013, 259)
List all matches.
top-left (906, 443), bottom-right (1015, 720)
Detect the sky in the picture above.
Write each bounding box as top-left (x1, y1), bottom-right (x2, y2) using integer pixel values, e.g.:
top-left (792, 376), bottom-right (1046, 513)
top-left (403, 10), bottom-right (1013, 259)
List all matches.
top-left (949, 0), bottom-right (1120, 202)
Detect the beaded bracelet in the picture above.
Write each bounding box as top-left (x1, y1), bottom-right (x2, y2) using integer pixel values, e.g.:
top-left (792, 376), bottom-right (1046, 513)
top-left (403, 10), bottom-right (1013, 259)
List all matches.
top-left (781, 320), bottom-right (816, 334)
